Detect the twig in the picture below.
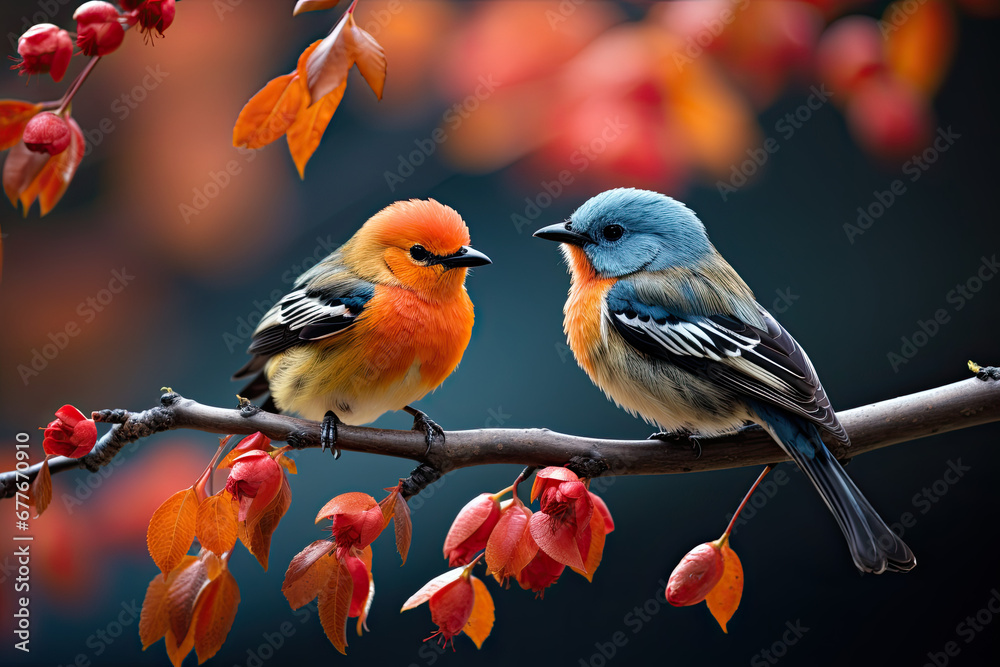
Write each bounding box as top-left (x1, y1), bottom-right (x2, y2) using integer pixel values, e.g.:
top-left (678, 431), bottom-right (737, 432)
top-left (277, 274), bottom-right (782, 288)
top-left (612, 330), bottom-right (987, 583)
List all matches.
top-left (2, 372), bottom-right (998, 500)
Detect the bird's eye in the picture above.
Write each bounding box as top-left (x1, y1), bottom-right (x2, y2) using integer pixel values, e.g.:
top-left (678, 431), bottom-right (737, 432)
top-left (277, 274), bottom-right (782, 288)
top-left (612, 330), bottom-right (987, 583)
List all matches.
top-left (602, 224), bottom-right (624, 242)
top-left (410, 244), bottom-right (429, 261)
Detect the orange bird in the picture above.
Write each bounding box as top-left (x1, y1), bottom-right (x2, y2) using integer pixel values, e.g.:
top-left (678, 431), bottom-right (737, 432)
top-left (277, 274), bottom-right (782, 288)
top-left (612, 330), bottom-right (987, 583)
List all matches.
top-left (234, 199), bottom-right (491, 453)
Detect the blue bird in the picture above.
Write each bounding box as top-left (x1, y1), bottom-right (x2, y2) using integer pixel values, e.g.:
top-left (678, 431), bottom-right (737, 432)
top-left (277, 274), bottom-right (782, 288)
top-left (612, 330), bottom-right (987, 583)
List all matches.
top-left (534, 187), bottom-right (915, 574)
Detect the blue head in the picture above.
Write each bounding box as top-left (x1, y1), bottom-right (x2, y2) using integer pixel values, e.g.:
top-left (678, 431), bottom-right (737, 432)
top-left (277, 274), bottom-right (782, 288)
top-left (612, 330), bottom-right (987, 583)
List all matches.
top-left (534, 188), bottom-right (714, 278)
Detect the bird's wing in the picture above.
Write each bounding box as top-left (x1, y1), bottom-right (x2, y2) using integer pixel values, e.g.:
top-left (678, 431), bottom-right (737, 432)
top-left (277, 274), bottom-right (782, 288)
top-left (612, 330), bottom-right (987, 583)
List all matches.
top-left (606, 282), bottom-right (848, 444)
top-left (243, 265), bottom-right (376, 359)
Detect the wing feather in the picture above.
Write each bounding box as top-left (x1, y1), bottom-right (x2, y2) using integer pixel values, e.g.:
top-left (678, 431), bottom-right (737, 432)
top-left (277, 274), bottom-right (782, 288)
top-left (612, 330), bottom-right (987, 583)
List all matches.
top-left (609, 297), bottom-right (848, 444)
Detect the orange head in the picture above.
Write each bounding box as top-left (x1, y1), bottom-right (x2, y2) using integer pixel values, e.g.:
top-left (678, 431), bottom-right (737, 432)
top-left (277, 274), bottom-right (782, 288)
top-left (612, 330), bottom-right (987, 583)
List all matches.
top-left (342, 199), bottom-right (491, 298)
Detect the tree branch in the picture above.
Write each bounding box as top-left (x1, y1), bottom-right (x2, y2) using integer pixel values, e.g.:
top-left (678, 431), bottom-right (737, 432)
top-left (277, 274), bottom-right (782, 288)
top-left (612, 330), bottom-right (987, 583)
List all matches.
top-left (3, 370), bottom-right (998, 500)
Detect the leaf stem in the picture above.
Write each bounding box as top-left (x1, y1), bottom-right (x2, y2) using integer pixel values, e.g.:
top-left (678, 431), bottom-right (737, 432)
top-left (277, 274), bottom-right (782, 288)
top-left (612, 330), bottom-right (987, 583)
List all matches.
top-left (721, 464), bottom-right (773, 540)
top-left (56, 56), bottom-right (100, 115)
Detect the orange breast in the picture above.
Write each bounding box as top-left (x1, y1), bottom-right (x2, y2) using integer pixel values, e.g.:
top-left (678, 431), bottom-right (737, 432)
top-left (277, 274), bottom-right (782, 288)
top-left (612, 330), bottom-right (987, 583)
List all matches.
top-left (562, 246), bottom-right (615, 376)
top-left (354, 285), bottom-right (475, 390)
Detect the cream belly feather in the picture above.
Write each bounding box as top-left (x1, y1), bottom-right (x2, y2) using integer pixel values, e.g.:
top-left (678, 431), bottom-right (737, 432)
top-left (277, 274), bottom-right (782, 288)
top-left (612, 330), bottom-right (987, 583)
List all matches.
top-left (564, 282), bottom-right (752, 437)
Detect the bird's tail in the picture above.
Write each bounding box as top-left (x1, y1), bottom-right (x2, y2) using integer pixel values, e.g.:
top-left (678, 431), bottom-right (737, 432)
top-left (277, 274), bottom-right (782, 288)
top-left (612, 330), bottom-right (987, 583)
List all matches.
top-left (753, 406), bottom-right (916, 574)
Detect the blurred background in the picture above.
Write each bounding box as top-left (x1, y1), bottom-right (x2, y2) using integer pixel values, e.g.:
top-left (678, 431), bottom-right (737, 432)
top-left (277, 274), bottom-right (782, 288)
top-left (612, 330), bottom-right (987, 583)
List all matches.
top-left (1, 0), bottom-right (999, 665)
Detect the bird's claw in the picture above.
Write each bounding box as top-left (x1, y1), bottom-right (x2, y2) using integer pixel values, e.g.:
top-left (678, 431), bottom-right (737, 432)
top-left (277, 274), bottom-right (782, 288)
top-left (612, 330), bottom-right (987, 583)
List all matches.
top-left (646, 429), bottom-right (701, 458)
top-left (405, 406), bottom-right (444, 457)
top-left (321, 410), bottom-right (342, 460)
top-left (687, 434), bottom-right (703, 459)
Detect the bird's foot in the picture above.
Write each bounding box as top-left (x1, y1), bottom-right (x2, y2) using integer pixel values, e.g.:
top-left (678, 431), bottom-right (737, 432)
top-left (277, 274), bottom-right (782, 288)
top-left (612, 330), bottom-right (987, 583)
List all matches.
top-left (646, 429), bottom-right (702, 459)
top-left (647, 428), bottom-right (690, 442)
top-left (970, 361), bottom-right (1000, 381)
top-left (321, 410), bottom-right (343, 460)
top-left (404, 406), bottom-right (445, 457)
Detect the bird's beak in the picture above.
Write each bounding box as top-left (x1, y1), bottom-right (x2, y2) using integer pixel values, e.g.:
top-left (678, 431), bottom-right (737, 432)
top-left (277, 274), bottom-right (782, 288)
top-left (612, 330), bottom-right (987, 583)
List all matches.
top-left (437, 245), bottom-right (492, 269)
top-left (533, 222), bottom-right (593, 246)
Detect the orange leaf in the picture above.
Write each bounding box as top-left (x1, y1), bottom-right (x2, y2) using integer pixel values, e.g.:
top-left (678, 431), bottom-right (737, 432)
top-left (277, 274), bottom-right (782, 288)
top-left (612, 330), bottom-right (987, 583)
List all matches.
top-left (885, 0), bottom-right (956, 96)
top-left (148, 487), bottom-right (199, 577)
top-left (282, 539), bottom-right (337, 609)
top-left (232, 73), bottom-right (305, 150)
top-left (318, 558), bottom-right (354, 655)
top-left (167, 557), bottom-right (210, 641)
top-left (302, 6), bottom-right (386, 104)
top-left (28, 458), bottom-right (52, 517)
top-left (705, 542), bottom-right (744, 633)
top-left (193, 568), bottom-right (240, 664)
top-left (293, 0), bottom-right (342, 16)
top-left (164, 625), bottom-right (195, 667)
top-left (286, 80), bottom-right (346, 179)
top-left (462, 576), bottom-right (494, 649)
top-left (276, 453), bottom-right (297, 475)
top-left (570, 507), bottom-right (606, 583)
top-left (140, 555), bottom-right (198, 649)
top-left (12, 118), bottom-right (85, 216)
top-left (196, 492), bottom-right (239, 557)
top-left (0, 100), bottom-right (42, 152)
top-left (238, 475), bottom-right (291, 570)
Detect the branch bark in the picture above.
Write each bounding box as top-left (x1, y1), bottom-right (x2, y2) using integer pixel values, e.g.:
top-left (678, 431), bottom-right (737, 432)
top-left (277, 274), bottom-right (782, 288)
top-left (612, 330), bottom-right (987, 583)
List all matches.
top-left (3, 371), bottom-right (998, 500)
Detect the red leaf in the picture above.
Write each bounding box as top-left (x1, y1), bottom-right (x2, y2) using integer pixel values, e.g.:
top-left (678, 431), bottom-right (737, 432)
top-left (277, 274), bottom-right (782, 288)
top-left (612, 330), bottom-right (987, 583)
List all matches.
top-left (282, 539), bottom-right (337, 609)
top-left (4, 117), bottom-right (85, 216)
top-left (315, 491), bottom-right (378, 522)
top-left (0, 100), bottom-right (43, 152)
top-left (28, 458), bottom-right (52, 517)
top-left (238, 474), bottom-right (291, 570)
top-left (401, 566), bottom-right (465, 611)
top-left (528, 511), bottom-right (585, 571)
top-left (530, 467), bottom-right (580, 502)
top-left (147, 487), bottom-right (199, 577)
top-left (318, 558), bottom-right (354, 655)
top-left (378, 485), bottom-right (412, 565)
top-left (486, 499), bottom-right (536, 583)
